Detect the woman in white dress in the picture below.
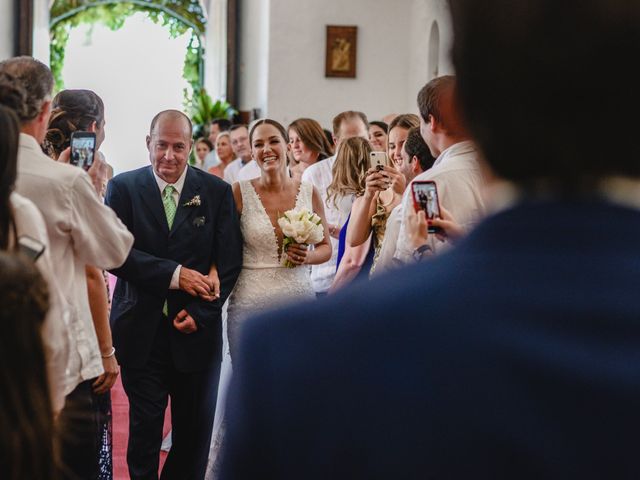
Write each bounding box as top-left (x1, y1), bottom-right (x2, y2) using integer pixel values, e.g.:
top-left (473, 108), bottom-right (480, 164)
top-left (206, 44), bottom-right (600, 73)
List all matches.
top-left (206, 119), bottom-right (331, 478)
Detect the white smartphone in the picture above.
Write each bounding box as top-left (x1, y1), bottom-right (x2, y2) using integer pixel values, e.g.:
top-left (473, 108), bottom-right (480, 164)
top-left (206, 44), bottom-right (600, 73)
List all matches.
top-left (369, 151), bottom-right (387, 170)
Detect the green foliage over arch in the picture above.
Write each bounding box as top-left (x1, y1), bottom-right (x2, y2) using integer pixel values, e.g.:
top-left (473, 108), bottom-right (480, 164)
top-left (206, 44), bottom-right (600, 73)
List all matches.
top-left (49, 0), bottom-right (206, 95)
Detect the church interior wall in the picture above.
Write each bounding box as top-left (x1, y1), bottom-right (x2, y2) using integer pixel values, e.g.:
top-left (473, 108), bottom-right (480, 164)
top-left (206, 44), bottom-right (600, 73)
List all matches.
top-left (238, 0), bottom-right (454, 129)
top-left (0, 1), bottom-right (15, 61)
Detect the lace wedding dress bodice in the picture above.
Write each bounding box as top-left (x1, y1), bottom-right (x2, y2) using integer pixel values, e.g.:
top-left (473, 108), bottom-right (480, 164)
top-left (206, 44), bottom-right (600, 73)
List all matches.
top-left (226, 180), bottom-right (316, 355)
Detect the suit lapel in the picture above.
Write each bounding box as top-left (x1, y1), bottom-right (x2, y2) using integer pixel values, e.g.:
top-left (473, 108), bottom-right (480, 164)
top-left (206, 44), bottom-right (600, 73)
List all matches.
top-left (139, 166), bottom-right (170, 234)
top-left (170, 166), bottom-right (201, 235)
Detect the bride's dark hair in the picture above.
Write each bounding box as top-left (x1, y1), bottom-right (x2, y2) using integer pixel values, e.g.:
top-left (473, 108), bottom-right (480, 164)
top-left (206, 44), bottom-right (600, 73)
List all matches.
top-left (249, 118), bottom-right (289, 145)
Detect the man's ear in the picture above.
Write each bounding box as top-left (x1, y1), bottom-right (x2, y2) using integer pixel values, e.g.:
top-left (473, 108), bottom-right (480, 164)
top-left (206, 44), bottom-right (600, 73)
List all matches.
top-left (411, 155), bottom-right (421, 174)
top-left (428, 114), bottom-right (439, 133)
top-left (38, 100), bottom-right (51, 124)
top-left (88, 120), bottom-right (97, 133)
top-left (146, 135), bottom-right (151, 151)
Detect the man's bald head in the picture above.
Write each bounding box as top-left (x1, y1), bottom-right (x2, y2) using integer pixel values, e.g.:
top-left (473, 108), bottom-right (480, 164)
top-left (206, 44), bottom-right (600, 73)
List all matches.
top-left (149, 110), bottom-right (192, 137)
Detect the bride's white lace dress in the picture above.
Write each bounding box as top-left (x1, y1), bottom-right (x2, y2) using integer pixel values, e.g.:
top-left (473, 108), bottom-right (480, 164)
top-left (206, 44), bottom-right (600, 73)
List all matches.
top-left (206, 180), bottom-right (316, 479)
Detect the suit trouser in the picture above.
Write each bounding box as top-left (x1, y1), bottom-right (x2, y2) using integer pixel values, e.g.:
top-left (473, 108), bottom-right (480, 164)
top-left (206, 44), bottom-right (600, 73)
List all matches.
top-left (57, 379), bottom-right (100, 480)
top-left (121, 317), bottom-right (220, 480)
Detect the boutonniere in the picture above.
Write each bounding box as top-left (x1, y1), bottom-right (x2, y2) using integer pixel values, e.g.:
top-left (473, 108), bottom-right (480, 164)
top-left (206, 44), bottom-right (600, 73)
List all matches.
top-left (183, 195), bottom-right (201, 207)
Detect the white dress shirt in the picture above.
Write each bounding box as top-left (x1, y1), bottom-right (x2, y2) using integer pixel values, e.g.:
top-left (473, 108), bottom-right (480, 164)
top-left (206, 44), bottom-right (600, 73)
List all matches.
top-left (394, 140), bottom-right (487, 264)
top-left (152, 166), bottom-right (189, 288)
top-left (237, 159), bottom-right (261, 181)
top-left (223, 158), bottom-right (247, 184)
top-left (301, 156), bottom-right (354, 293)
top-left (11, 192), bottom-right (70, 411)
top-left (16, 133), bottom-right (134, 395)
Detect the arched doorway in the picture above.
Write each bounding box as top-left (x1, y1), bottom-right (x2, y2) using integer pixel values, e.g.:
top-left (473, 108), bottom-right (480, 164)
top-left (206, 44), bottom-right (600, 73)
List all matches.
top-left (50, 0), bottom-right (206, 95)
top-left (48, 0), bottom-right (207, 173)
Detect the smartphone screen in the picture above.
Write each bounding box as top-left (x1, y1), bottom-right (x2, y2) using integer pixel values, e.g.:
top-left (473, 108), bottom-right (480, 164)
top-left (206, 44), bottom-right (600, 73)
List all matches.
top-left (411, 181), bottom-right (441, 233)
top-left (70, 132), bottom-right (96, 171)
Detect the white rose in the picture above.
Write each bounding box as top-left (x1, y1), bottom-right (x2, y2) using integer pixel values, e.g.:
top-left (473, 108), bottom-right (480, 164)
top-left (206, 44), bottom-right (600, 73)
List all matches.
top-left (307, 224), bottom-right (325, 244)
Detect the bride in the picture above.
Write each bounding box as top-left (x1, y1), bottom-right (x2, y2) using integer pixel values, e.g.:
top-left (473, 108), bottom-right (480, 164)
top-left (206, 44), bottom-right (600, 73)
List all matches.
top-left (206, 118), bottom-right (331, 477)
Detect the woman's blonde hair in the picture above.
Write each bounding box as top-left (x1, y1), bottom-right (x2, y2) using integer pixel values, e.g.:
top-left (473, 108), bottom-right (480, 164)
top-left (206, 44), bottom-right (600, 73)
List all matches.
top-left (327, 137), bottom-right (371, 208)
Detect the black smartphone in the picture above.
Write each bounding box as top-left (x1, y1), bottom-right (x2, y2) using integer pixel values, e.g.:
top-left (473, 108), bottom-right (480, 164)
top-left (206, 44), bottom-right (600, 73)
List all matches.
top-left (18, 235), bottom-right (45, 262)
top-left (411, 180), bottom-right (442, 234)
top-left (70, 131), bottom-right (96, 171)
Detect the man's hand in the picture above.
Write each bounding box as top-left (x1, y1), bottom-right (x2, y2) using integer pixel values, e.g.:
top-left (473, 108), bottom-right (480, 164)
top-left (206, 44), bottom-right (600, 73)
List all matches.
top-left (57, 147), bottom-right (71, 164)
top-left (179, 267), bottom-right (215, 299)
top-left (406, 208), bottom-right (430, 250)
top-left (87, 151), bottom-right (108, 196)
top-left (173, 309), bottom-right (198, 334)
top-left (92, 355), bottom-right (119, 394)
top-left (431, 206), bottom-right (464, 244)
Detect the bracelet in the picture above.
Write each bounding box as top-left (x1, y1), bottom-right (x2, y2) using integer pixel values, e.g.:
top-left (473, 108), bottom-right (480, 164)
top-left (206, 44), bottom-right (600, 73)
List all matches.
top-left (101, 346), bottom-right (116, 358)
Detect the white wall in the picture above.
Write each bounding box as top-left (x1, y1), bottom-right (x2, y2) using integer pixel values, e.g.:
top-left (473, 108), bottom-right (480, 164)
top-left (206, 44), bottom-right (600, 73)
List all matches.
top-left (238, 0), bottom-right (270, 117)
top-left (0, 1), bottom-right (14, 60)
top-left (32, 0), bottom-right (50, 64)
top-left (237, 0), bottom-right (454, 129)
top-left (406, 0), bottom-right (453, 110)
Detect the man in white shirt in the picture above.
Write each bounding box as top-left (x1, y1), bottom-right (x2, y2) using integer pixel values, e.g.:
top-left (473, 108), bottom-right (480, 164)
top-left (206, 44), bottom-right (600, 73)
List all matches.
top-left (394, 76), bottom-right (486, 264)
top-left (224, 124), bottom-right (253, 183)
top-left (301, 111), bottom-right (369, 295)
top-left (0, 56), bottom-right (134, 479)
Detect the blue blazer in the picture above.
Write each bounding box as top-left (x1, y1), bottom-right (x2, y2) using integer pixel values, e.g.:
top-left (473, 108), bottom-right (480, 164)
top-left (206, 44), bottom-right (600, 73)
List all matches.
top-left (106, 166), bottom-right (242, 371)
top-left (221, 199), bottom-right (640, 479)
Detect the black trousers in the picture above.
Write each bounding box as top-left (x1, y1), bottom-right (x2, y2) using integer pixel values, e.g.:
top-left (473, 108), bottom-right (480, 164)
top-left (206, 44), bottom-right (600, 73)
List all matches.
top-left (121, 319), bottom-right (220, 480)
top-left (57, 379), bottom-right (100, 480)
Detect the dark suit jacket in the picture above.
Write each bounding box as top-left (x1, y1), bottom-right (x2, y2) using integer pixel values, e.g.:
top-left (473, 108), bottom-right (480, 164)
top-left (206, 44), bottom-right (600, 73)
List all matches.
top-left (221, 199), bottom-right (640, 479)
top-left (106, 166), bottom-right (242, 371)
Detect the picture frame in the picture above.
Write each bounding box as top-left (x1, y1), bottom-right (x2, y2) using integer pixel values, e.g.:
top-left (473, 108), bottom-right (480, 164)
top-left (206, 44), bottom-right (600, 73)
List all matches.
top-left (325, 25), bottom-right (357, 78)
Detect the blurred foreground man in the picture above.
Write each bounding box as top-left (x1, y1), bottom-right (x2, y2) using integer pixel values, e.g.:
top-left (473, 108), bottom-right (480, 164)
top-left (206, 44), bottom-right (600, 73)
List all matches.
top-left (221, 1), bottom-right (640, 479)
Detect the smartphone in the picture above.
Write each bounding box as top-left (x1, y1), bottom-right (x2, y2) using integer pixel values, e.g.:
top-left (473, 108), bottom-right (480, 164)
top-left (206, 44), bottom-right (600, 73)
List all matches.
top-left (18, 235), bottom-right (45, 262)
top-left (411, 180), bottom-right (442, 233)
top-left (369, 151), bottom-right (387, 171)
top-left (70, 131), bottom-right (96, 171)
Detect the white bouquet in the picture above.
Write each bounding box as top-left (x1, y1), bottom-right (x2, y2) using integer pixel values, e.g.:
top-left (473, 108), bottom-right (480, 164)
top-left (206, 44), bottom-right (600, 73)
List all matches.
top-left (277, 207), bottom-right (325, 268)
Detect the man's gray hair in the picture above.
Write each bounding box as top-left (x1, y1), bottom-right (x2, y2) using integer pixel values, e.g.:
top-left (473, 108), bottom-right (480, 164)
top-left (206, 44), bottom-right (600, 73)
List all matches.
top-left (0, 56), bottom-right (53, 123)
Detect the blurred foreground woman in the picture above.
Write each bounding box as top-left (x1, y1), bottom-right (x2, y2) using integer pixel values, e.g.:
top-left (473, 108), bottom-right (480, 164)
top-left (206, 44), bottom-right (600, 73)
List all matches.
top-left (0, 252), bottom-right (56, 480)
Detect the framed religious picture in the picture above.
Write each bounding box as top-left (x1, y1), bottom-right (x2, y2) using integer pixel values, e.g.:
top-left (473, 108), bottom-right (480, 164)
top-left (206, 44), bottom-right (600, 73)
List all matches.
top-left (325, 25), bottom-right (357, 78)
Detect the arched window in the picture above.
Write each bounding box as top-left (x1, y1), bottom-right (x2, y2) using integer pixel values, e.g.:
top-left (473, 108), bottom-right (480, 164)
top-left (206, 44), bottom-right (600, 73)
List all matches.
top-left (428, 20), bottom-right (440, 79)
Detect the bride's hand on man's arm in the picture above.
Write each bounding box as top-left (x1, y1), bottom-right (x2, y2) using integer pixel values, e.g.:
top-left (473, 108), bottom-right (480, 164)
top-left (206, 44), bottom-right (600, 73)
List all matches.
top-left (203, 264), bottom-right (220, 300)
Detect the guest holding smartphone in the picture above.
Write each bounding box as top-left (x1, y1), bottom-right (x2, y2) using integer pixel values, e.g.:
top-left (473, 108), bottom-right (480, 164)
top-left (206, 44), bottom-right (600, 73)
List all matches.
top-left (346, 114), bottom-right (419, 275)
top-left (45, 88), bottom-right (121, 480)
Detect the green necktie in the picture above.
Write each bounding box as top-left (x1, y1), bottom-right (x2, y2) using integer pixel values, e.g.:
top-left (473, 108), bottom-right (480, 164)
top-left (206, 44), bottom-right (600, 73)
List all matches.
top-left (162, 185), bottom-right (177, 316)
top-left (163, 185), bottom-right (177, 229)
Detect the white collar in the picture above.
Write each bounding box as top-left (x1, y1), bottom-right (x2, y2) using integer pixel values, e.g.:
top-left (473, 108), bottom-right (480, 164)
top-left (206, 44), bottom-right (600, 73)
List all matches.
top-left (432, 140), bottom-right (476, 168)
top-left (153, 165), bottom-right (188, 196)
top-left (19, 133), bottom-right (45, 154)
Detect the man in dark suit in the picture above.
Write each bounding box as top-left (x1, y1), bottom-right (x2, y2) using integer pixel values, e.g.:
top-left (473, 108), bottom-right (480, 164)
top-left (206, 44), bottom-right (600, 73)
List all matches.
top-left (106, 110), bottom-right (242, 480)
top-left (220, 1), bottom-right (640, 478)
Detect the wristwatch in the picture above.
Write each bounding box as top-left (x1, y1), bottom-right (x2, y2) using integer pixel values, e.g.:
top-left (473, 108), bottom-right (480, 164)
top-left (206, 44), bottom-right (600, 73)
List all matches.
top-left (412, 244), bottom-right (432, 262)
